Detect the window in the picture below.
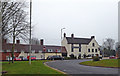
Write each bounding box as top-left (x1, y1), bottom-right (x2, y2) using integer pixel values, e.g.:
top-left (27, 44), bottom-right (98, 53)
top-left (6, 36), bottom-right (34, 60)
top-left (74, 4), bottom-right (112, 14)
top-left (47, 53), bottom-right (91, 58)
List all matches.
top-left (7, 50), bottom-right (10, 52)
top-left (41, 55), bottom-right (43, 58)
top-left (92, 49), bottom-right (94, 52)
top-left (95, 49), bottom-right (97, 52)
top-left (71, 48), bottom-right (74, 52)
top-left (92, 54), bottom-right (94, 57)
top-left (57, 49), bottom-right (61, 52)
top-left (32, 50), bottom-right (35, 53)
top-left (71, 44), bottom-right (73, 52)
top-left (88, 54), bottom-right (91, 57)
top-left (47, 49), bottom-right (53, 52)
top-left (92, 43), bottom-right (95, 47)
top-left (88, 49), bottom-right (90, 52)
top-left (39, 50), bottom-right (42, 53)
top-left (14, 50), bottom-right (17, 52)
top-left (79, 48), bottom-right (81, 52)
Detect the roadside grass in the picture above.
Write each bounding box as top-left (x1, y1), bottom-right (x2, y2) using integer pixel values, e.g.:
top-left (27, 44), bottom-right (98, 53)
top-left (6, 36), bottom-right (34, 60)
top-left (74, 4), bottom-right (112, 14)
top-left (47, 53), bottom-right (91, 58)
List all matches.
top-left (2, 60), bottom-right (64, 74)
top-left (80, 59), bottom-right (120, 68)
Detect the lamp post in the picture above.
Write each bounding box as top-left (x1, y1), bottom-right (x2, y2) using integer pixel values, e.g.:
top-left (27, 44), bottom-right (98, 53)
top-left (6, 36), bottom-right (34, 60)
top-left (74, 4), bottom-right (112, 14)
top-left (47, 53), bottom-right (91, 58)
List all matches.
top-left (61, 28), bottom-right (65, 56)
top-left (29, 0), bottom-right (32, 64)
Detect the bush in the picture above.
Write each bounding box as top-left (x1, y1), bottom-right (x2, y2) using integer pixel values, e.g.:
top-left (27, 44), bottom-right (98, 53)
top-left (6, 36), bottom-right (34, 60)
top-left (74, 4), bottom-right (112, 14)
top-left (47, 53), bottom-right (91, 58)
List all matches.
top-left (64, 56), bottom-right (77, 60)
top-left (93, 56), bottom-right (100, 61)
top-left (64, 57), bottom-right (71, 60)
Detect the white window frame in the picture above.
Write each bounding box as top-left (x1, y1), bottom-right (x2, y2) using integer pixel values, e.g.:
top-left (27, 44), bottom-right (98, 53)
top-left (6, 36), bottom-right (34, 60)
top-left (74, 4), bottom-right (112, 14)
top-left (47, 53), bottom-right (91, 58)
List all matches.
top-left (47, 49), bottom-right (53, 52)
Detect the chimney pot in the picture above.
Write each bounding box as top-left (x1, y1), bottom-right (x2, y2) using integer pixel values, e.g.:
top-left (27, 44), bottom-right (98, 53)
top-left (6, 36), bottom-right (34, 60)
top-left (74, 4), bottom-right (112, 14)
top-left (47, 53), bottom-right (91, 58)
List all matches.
top-left (40, 39), bottom-right (44, 45)
top-left (71, 34), bottom-right (74, 38)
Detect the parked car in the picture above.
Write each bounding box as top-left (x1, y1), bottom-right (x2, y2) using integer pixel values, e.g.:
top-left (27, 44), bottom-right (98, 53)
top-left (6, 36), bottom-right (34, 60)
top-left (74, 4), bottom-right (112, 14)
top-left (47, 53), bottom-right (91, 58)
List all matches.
top-left (27, 56), bottom-right (36, 60)
top-left (109, 56), bottom-right (116, 59)
top-left (47, 56), bottom-right (53, 60)
top-left (47, 55), bottom-right (64, 60)
top-left (14, 57), bottom-right (21, 61)
top-left (19, 56), bottom-right (28, 61)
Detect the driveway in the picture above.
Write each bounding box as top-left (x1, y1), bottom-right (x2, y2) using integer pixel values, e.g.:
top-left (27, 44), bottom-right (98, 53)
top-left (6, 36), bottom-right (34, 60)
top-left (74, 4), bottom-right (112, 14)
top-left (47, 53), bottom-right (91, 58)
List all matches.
top-left (46, 59), bottom-right (119, 75)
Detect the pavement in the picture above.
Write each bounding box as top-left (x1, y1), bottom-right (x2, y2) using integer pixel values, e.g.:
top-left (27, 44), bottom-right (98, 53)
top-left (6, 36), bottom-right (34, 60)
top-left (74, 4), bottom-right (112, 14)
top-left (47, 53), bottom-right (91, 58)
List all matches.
top-left (46, 59), bottom-right (119, 76)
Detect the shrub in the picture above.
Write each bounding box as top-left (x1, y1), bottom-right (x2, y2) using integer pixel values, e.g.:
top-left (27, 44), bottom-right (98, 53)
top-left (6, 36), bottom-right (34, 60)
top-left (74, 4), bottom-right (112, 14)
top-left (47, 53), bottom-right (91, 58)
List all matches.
top-left (93, 56), bottom-right (100, 61)
top-left (64, 57), bottom-right (71, 60)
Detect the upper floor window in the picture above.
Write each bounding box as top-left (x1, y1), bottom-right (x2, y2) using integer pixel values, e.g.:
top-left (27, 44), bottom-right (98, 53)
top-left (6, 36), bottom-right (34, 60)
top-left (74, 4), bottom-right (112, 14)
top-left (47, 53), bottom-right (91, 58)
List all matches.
top-left (95, 49), bottom-right (97, 52)
top-left (57, 49), bottom-right (61, 52)
top-left (92, 49), bottom-right (94, 52)
top-left (88, 49), bottom-right (90, 52)
top-left (92, 43), bottom-right (95, 47)
top-left (47, 49), bottom-right (53, 52)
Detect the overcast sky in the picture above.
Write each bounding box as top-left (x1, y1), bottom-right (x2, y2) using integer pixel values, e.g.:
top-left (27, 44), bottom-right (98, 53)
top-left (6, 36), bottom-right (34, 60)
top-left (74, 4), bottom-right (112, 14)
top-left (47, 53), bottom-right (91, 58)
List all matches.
top-left (30, 0), bottom-right (119, 46)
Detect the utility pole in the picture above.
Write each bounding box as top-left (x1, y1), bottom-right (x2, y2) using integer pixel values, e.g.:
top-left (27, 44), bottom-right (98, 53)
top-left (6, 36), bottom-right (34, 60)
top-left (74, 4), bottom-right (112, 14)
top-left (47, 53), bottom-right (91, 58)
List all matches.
top-left (29, 0), bottom-right (32, 64)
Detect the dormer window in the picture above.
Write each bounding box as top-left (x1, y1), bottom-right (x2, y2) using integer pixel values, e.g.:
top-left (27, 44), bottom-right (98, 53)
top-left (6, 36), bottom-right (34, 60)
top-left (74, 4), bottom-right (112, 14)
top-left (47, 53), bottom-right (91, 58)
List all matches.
top-left (47, 49), bottom-right (53, 52)
top-left (92, 43), bottom-right (95, 47)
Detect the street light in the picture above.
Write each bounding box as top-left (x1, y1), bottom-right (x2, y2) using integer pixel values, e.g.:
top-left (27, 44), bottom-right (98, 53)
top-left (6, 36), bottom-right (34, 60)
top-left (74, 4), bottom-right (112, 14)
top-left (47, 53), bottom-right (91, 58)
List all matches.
top-left (29, 0), bottom-right (32, 64)
top-left (61, 28), bottom-right (65, 56)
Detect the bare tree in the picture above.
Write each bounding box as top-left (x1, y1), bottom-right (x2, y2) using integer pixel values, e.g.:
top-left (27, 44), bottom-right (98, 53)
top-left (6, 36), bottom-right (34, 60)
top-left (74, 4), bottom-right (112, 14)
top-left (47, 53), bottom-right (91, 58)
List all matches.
top-left (103, 38), bottom-right (115, 50)
top-left (115, 41), bottom-right (120, 50)
top-left (31, 37), bottom-right (40, 45)
top-left (2, 1), bottom-right (30, 63)
top-left (102, 38), bottom-right (115, 56)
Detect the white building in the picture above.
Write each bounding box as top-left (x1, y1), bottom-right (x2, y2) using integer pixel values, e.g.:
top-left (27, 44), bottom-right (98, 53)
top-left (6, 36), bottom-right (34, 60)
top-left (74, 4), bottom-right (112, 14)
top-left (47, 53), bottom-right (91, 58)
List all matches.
top-left (62, 33), bottom-right (101, 58)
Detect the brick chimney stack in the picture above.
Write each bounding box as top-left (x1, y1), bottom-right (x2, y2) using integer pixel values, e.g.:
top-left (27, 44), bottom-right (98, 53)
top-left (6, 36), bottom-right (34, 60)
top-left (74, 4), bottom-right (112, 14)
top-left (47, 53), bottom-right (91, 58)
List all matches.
top-left (40, 39), bottom-right (44, 45)
top-left (91, 36), bottom-right (95, 39)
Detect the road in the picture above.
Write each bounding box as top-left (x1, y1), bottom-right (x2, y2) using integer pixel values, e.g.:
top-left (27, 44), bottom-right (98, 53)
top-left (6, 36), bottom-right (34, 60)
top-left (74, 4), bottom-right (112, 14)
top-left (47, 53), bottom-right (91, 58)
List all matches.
top-left (46, 59), bottom-right (119, 76)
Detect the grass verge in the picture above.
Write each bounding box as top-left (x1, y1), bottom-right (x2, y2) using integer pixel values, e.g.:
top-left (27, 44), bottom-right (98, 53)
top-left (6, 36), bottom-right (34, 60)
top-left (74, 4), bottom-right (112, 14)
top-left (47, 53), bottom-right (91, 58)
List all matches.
top-left (2, 60), bottom-right (64, 74)
top-left (80, 59), bottom-right (120, 68)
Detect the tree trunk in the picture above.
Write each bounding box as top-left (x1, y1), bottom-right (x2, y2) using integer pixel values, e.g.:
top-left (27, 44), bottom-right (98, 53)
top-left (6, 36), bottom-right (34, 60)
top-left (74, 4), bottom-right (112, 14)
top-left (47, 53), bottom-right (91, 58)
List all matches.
top-left (11, 28), bottom-right (15, 63)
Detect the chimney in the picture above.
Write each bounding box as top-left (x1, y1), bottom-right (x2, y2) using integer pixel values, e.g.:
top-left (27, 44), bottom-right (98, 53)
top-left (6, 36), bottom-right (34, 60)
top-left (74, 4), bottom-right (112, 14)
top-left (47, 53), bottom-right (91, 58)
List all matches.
top-left (91, 36), bottom-right (95, 39)
top-left (16, 40), bottom-right (20, 44)
top-left (40, 39), bottom-right (44, 45)
top-left (71, 34), bottom-right (74, 38)
top-left (64, 33), bottom-right (66, 37)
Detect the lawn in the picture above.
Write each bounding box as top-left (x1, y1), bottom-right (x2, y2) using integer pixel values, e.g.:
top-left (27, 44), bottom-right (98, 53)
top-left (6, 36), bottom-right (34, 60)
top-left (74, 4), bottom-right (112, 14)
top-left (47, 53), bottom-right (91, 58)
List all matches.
top-left (2, 60), bottom-right (64, 74)
top-left (80, 59), bottom-right (120, 68)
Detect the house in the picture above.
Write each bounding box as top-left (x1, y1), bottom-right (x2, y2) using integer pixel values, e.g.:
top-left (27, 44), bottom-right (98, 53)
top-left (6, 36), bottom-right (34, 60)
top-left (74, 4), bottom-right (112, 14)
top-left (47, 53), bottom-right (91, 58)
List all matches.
top-left (62, 33), bottom-right (101, 59)
top-left (1, 39), bottom-right (67, 60)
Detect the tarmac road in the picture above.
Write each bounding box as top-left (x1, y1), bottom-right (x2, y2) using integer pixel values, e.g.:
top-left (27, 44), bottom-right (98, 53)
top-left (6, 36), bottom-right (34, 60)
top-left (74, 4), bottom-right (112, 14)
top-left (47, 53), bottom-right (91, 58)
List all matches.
top-left (46, 59), bottom-right (119, 76)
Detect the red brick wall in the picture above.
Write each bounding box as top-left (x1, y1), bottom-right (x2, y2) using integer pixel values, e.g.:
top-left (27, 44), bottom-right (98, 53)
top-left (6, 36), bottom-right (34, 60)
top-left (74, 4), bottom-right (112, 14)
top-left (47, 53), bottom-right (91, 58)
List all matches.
top-left (0, 52), bottom-right (20, 60)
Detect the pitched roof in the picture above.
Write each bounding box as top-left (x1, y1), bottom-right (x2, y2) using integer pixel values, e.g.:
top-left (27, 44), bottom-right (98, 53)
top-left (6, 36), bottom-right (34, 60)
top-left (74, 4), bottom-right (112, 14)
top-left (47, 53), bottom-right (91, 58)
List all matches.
top-left (2, 43), bottom-right (67, 53)
top-left (66, 37), bottom-right (92, 44)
